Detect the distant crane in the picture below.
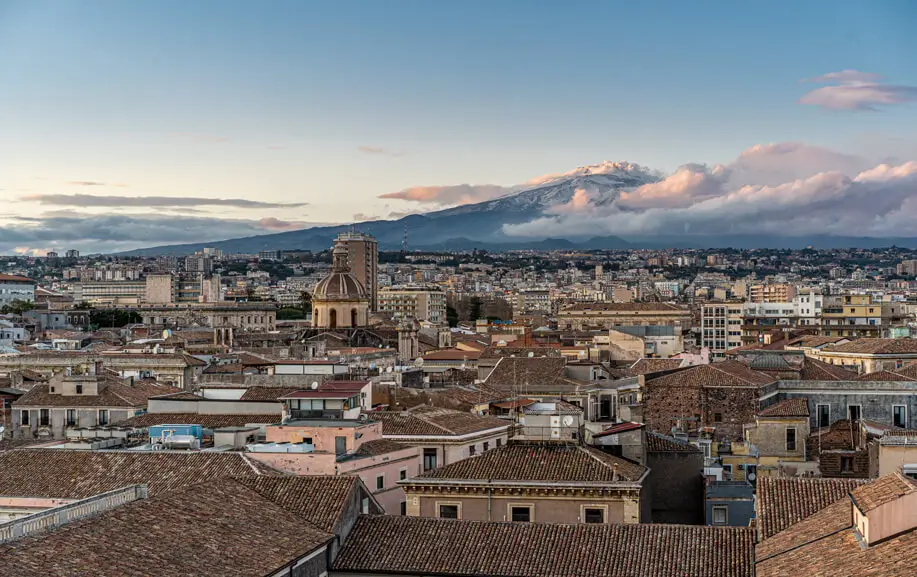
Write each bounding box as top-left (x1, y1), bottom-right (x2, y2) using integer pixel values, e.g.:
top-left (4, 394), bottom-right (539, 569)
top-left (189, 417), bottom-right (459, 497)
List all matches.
top-left (401, 222), bottom-right (408, 254)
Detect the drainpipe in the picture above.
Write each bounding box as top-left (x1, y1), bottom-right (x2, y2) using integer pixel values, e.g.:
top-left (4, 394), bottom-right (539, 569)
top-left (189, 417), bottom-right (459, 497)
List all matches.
top-left (487, 481), bottom-right (493, 521)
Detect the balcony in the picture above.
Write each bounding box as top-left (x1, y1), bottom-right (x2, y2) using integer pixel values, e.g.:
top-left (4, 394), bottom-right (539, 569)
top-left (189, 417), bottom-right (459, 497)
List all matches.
top-left (290, 409), bottom-right (344, 420)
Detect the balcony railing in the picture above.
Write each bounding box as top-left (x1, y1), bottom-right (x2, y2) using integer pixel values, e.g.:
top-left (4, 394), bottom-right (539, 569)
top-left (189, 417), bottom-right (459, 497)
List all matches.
top-left (290, 409), bottom-right (344, 420)
top-left (0, 485), bottom-right (147, 544)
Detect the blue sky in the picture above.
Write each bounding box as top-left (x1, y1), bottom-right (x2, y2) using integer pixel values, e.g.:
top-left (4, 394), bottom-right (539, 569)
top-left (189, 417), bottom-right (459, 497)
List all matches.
top-left (1, 0), bottom-right (916, 253)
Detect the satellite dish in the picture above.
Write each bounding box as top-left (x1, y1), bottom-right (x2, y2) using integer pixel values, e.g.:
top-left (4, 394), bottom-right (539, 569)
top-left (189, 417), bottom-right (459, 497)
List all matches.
top-left (527, 352), bottom-right (534, 358)
top-left (0, 425), bottom-right (5, 436)
top-left (310, 381), bottom-right (319, 390)
top-left (747, 472), bottom-right (757, 482)
top-left (162, 329), bottom-right (172, 340)
top-left (414, 358), bottom-right (424, 367)
top-left (562, 415), bottom-right (574, 426)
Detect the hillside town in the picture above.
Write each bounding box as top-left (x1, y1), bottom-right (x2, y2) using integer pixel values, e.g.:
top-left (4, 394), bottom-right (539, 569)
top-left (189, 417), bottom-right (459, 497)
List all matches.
top-left (0, 234), bottom-right (915, 575)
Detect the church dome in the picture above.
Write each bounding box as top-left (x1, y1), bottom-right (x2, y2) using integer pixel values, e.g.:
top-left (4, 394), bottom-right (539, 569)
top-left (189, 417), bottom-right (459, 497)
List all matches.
top-left (312, 243), bottom-right (367, 302)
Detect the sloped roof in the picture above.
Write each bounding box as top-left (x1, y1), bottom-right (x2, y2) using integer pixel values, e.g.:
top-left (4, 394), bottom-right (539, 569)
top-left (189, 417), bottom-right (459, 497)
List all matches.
top-left (756, 476), bottom-right (866, 539)
top-left (646, 432), bottom-right (702, 453)
top-left (113, 412), bottom-right (281, 429)
top-left (411, 441), bottom-right (646, 484)
top-left (850, 472), bottom-right (917, 513)
top-left (758, 398), bottom-right (809, 418)
top-left (798, 357), bottom-right (858, 381)
top-left (644, 360), bottom-right (775, 388)
top-left (855, 369), bottom-right (917, 382)
top-left (334, 516), bottom-right (755, 577)
top-left (371, 405), bottom-right (510, 437)
top-left (0, 449), bottom-right (271, 499)
top-left (628, 358), bottom-right (684, 375)
top-left (757, 475), bottom-right (917, 576)
top-left (14, 381), bottom-right (181, 408)
top-left (233, 475), bottom-right (361, 533)
top-left (0, 479), bottom-right (333, 577)
top-left (821, 338), bottom-right (917, 355)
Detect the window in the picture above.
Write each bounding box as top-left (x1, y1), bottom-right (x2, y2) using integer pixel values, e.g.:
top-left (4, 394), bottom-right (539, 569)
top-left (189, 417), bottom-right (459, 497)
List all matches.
top-left (75, 384), bottom-right (83, 394)
top-left (714, 412), bottom-right (723, 423)
top-left (893, 405), bottom-right (907, 429)
top-left (400, 501), bottom-right (407, 516)
top-left (423, 448), bottom-right (437, 471)
top-left (39, 409), bottom-right (50, 427)
top-left (712, 506), bottom-right (728, 525)
top-left (483, 441), bottom-right (490, 451)
top-left (361, 498), bottom-right (370, 514)
top-left (399, 468), bottom-right (407, 481)
top-left (841, 457), bottom-right (854, 473)
top-left (817, 404), bottom-right (830, 428)
top-left (496, 438), bottom-right (502, 448)
top-left (584, 508), bottom-right (605, 524)
top-left (98, 410), bottom-right (108, 426)
top-left (438, 504), bottom-right (459, 519)
top-left (66, 409), bottom-right (77, 426)
top-left (20, 410), bottom-right (29, 426)
top-left (786, 427), bottom-right (796, 452)
top-left (302, 437), bottom-right (313, 445)
top-left (468, 445), bottom-right (476, 456)
top-left (848, 405), bottom-right (861, 423)
top-left (510, 506), bottom-right (532, 522)
top-left (375, 475), bottom-right (385, 491)
top-left (722, 464), bottom-right (733, 480)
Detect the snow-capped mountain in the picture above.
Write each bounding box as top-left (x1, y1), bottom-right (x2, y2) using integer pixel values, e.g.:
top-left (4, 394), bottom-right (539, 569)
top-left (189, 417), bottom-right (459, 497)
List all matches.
top-left (118, 161), bottom-right (662, 255)
top-left (430, 161), bottom-right (661, 217)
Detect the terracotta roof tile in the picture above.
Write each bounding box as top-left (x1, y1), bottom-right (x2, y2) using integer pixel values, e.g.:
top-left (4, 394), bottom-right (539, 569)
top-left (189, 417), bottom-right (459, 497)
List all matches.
top-left (758, 398), bottom-right (810, 418)
top-left (371, 405), bottom-right (510, 437)
top-left (798, 357), bottom-right (858, 381)
top-left (757, 475), bottom-right (917, 576)
top-left (14, 381), bottom-right (181, 408)
top-left (822, 338), bottom-right (917, 355)
top-left (850, 472), bottom-right (917, 513)
top-left (645, 360), bottom-right (776, 388)
top-left (333, 516), bottom-right (755, 577)
top-left (113, 412), bottom-right (281, 429)
top-left (629, 358), bottom-right (684, 375)
top-left (411, 441), bottom-right (646, 484)
top-left (352, 438), bottom-right (413, 458)
top-left (856, 369), bottom-right (917, 381)
top-left (233, 475), bottom-right (361, 533)
top-left (0, 449), bottom-right (269, 499)
top-left (646, 432), bottom-right (702, 453)
top-left (0, 479), bottom-right (332, 577)
top-left (756, 476), bottom-right (866, 540)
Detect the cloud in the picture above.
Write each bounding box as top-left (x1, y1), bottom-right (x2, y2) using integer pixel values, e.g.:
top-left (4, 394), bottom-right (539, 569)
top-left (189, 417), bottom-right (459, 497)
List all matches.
top-left (386, 208), bottom-right (427, 219)
top-left (380, 184), bottom-right (511, 206)
top-left (352, 213), bottom-right (381, 222)
top-left (68, 181), bottom-right (106, 186)
top-left (20, 194), bottom-right (307, 209)
top-left (257, 217), bottom-right (310, 231)
top-left (799, 70), bottom-right (917, 111)
top-left (502, 143), bottom-right (917, 240)
top-left (358, 146), bottom-right (402, 157)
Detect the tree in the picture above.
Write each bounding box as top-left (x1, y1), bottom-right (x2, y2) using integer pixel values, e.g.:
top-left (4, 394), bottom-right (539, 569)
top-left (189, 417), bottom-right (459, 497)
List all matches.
top-left (446, 305), bottom-right (459, 328)
top-left (468, 296), bottom-right (483, 322)
top-left (89, 309), bottom-right (142, 328)
top-left (0, 300), bottom-right (35, 315)
top-left (299, 290), bottom-right (313, 313)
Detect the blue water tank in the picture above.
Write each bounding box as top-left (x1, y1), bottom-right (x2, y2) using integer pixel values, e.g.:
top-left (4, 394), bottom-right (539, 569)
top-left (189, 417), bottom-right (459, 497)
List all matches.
top-left (149, 424), bottom-right (203, 440)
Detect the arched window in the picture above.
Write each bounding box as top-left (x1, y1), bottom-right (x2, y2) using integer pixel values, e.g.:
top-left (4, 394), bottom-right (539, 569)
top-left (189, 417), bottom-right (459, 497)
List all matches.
top-left (351, 308), bottom-right (358, 328)
top-left (330, 309), bottom-right (337, 329)
top-left (314, 311), bottom-right (319, 326)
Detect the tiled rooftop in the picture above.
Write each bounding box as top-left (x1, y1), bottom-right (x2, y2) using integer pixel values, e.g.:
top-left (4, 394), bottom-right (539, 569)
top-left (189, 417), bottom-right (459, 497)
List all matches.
top-left (411, 441), bottom-right (646, 484)
top-left (758, 398), bottom-right (809, 418)
top-left (0, 449), bottom-right (271, 499)
top-left (850, 472), bottom-right (917, 513)
top-left (371, 405), bottom-right (510, 437)
top-left (756, 476), bottom-right (866, 540)
top-left (333, 515), bottom-right (755, 577)
top-left (822, 338), bottom-right (917, 355)
top-left (644, 360), bottom-right (776, 389)
top-left (114, 412), bottom-right (281, 429)
top-left (0, 479), bottom-right (333, 577)
top-left (646, 432), bottom-right (701, 453)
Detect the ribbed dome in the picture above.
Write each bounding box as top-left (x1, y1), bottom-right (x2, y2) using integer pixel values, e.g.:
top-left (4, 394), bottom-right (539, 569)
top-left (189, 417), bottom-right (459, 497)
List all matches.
top-left (313, 272), bottom-right (366, 301)
top-left (312, 241), bottom-right (369, 302)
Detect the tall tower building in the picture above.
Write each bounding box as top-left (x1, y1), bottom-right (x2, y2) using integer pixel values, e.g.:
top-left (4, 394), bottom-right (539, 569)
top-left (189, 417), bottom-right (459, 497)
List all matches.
top-left (336, 231), bottom-right (379, 311)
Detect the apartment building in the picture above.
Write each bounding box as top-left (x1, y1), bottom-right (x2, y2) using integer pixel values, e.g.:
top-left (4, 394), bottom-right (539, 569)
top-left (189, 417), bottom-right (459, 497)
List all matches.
top-left (819, 294), bottom-right (907, 338)
top-left (749, 283), bottom-right (797, 303)
top-left (0, 274), bottom-right (35, 308)
top-left (513, 288), bottom-right (551, 316)
top-left (337, 231), bottom-right (379, 311)
top-left (700, 303), bottom-right (744, 359)
top-left (378, 284), bottom-right (447, 325)
top-left (557, 302), bottom-right (691, 331)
